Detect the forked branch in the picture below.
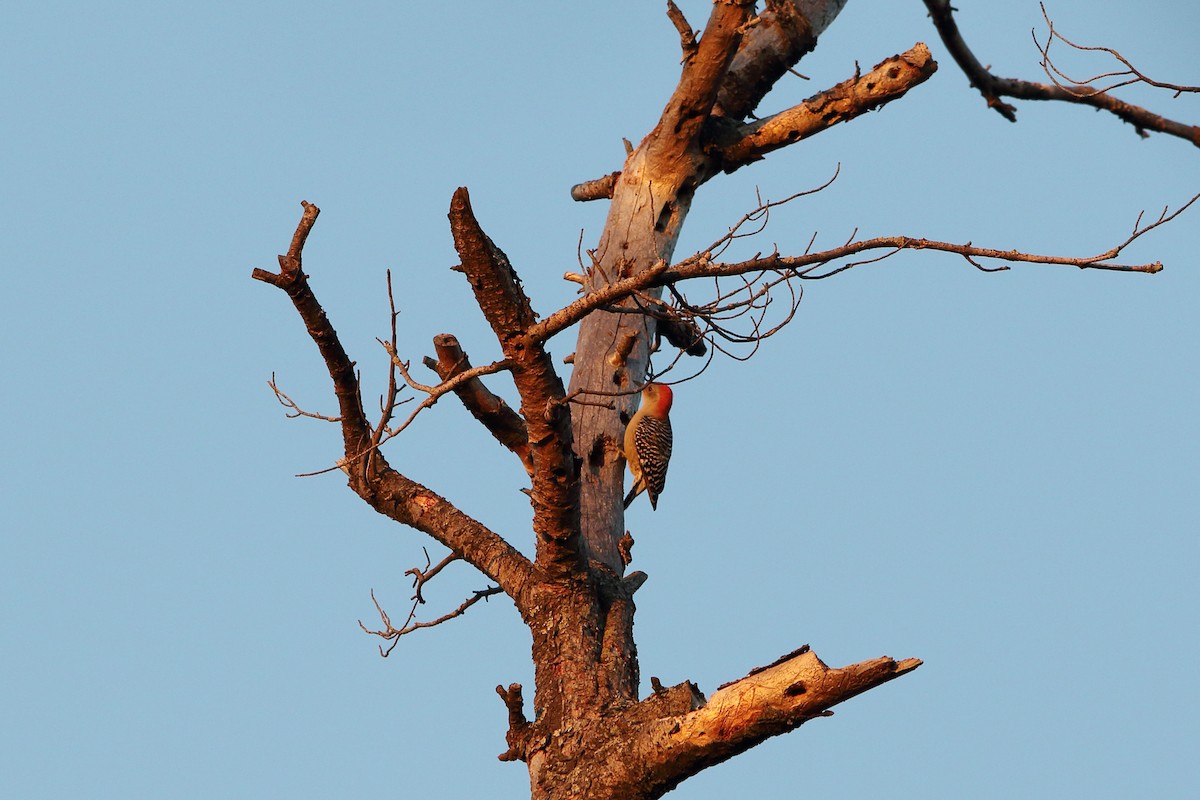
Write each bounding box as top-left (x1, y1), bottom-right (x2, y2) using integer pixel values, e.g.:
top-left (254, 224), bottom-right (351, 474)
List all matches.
top-left (573, 42), bottom-right (938, 201)
top-left (251, 201), bottom-right (373, 458)
top-left (1033, 3), bottom-right (1199, 99)
top-left (269, 373), bottom-right (341, 423)
top-left (360, 583), bottom-right (504, 657)
top-left (924, 0), bottom-right (1200, 146)
top-left (254, 201), bottom-right (536, 611)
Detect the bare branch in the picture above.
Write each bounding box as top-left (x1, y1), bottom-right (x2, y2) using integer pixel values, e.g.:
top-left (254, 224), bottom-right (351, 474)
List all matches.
top-left (633, 647), bottom-right (921, 791)
top-left (252, 201), bottom-right (374, 460)
top-left (572, 42), bottom-right (936, 201)
top-left (1033, 3), bottom-right (1200, 99)
top-left (713, 0), bottom-right (826, 121)
top-left (551, 644), bottom-right (921, 796)
top-left (448, 187), bottom-right (582, 579)
top-left (570, 170), bottom-right (622, 202)
top-left (422, 333), bottom-right (534, 475)
top-left (368, 269), bottom-right (406, 474)
top-left (529, 258), bottom-right (673, 345)
top-left (632, 294), bottom-right (708, 357)
top-left (715, 43), bottom-right (938, 170)
top-left (665, 0), bottom-right (698, 63)
top-left (268, 373), bottom-right (341, 422)
top-left (533, 191), bottom-right (1196, 359)
top-left (406, 547), bottom-right (460, 605)
top-left (674, 216), bottom-right (1181, 281)
top-left (653, 1), bottom-right (755, 153)
top-left (254, 202), bottom-right (537, 610)
top-left (496, 683), bottom-right (532, 762)
top-left (569, 1), bottom-right (754, 201)
top-left (359, 584), bottom-right (504, 657)
top-left (924, 0), bottom-right (1200, 146)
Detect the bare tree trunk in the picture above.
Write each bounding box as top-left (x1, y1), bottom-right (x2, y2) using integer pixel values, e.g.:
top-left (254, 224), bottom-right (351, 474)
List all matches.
top-left (568, 2), bottom-right (755, 574)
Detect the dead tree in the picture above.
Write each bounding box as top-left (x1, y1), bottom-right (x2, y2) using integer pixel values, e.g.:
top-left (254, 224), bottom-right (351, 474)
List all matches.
top-left (253, 3), bottom-right (1196, 798)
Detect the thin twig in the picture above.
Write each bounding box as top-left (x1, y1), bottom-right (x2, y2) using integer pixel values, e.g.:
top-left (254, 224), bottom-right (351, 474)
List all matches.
top-left (1034, 3), bottom-right (1200, 99)
top-left (269, 373), bottom-right (341, 422)
top-left (923, 0), bottom-right (1200, 145)
top-left (359, 584), bottom-right (505, 657)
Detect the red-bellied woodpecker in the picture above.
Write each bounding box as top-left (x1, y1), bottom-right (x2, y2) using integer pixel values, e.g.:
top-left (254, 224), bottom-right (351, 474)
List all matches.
top-left (623, 383), bottom-right (673, 510)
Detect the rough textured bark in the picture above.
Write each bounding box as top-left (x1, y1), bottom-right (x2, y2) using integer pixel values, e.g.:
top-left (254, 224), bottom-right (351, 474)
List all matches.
top-left (567, 1), bottom-right (757, 575)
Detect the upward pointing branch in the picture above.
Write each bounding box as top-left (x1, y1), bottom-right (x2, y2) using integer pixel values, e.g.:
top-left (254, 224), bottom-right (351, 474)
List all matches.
top-left (252, 201), bottom-right (372, 459)
top-left (447, 188), bottom-right (584, 580)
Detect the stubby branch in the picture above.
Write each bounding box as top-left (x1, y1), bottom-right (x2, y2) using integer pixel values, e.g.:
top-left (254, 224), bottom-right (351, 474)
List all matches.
top-left (423, 333), bottom-right (533, 475)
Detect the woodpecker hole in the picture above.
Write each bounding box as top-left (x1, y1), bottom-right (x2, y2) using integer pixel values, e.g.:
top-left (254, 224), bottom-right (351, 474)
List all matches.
top-left (654, 202), bottom-right (674, 233)
top-left (588, 437), bottom-right (607, 468)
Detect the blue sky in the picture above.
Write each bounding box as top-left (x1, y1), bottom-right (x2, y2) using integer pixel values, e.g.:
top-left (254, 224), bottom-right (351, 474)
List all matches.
top-left (3, 2), bottom-right (1197, 797)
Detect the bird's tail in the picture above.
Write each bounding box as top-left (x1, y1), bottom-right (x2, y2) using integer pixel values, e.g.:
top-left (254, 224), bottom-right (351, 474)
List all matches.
top-left (623, 484), bottom-right (640, 509)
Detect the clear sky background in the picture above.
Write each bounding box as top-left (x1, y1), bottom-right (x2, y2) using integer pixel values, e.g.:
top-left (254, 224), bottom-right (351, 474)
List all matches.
top-left (3, 2), bottom-right (1197, 797)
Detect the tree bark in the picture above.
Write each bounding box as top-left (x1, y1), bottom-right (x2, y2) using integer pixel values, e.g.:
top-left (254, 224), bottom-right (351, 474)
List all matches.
top-left (567, 1), bottom-right (756, 574)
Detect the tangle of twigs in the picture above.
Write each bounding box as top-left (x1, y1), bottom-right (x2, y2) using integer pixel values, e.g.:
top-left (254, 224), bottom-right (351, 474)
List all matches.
top-left (1033, 3), bottom-right (1200, 100)
top-left (358, 547), bottom-right (503, 657)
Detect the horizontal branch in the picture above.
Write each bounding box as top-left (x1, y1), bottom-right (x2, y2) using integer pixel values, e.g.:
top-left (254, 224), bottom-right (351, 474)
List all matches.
top-left (360, 583), bottom-right (504, 657)
top-left (530, 194), bottom-right (1193, 348)
top-left (564, 644), bottom-right (921, 798)
top-left (715, 43), bottom-right (938, 169)
top-left (570, 170), bottom-right (621, 202)
top-left (924, 0), bottom-right (1200, 146)
top-left (672, 232), bottom-right (1168, 280)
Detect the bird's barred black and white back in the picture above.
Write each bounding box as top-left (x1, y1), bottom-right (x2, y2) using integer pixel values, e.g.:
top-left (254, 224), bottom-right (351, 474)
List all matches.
top-left (634, 415), bottom-right (672, 509)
